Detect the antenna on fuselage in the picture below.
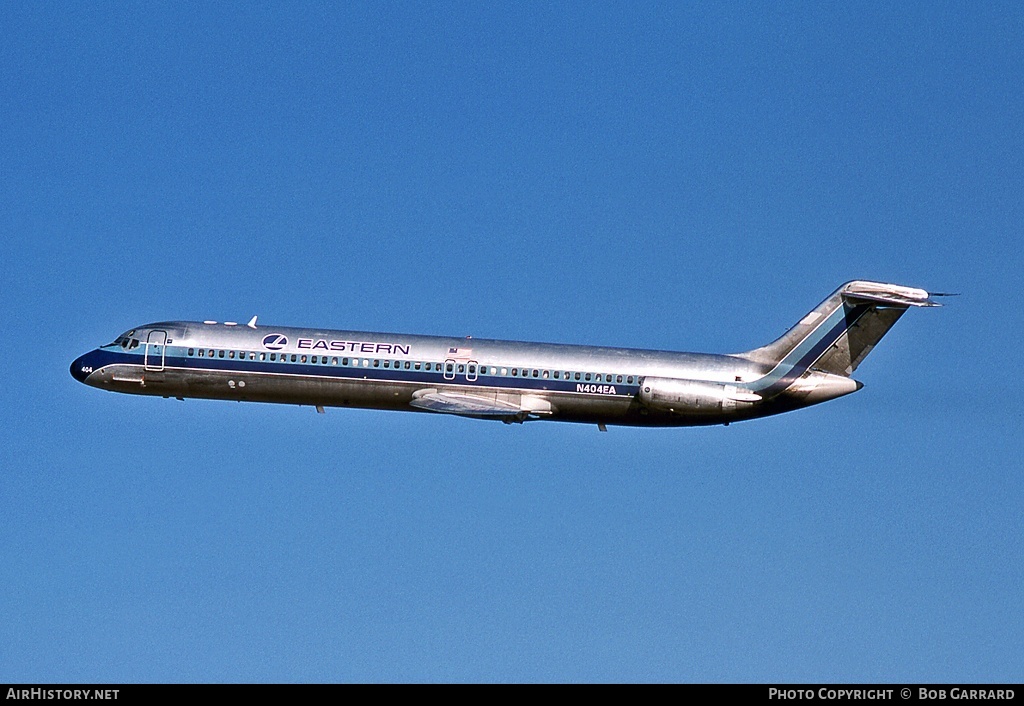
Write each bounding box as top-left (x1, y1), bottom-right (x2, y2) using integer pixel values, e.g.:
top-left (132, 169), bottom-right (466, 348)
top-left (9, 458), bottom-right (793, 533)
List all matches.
top-left (247, 316), bottom-right (258, 329)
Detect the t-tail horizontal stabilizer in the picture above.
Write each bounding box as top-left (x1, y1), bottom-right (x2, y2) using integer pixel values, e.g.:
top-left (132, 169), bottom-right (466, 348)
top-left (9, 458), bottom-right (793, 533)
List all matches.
top-left (840, 281), bottom-right (942, 308)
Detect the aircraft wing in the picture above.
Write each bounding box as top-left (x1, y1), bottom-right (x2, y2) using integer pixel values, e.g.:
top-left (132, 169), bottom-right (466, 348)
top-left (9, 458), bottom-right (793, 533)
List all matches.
top-left (410, 390), bottom-right (526, 418)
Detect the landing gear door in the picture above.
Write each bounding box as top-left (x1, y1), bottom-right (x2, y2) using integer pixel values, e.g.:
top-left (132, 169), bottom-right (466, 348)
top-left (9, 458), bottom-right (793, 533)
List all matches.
top-left (145, 330), bottom-right (167, 371)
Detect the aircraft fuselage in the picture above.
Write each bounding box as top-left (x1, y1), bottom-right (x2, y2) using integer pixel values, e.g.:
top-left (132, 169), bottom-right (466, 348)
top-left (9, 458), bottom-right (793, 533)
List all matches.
top-left (70, 281), bottom-right (940, 429)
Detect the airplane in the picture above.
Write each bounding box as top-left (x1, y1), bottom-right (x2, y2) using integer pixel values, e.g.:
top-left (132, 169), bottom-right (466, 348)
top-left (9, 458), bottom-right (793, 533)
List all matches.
top-left (70, 280), bottom-right (942, 430)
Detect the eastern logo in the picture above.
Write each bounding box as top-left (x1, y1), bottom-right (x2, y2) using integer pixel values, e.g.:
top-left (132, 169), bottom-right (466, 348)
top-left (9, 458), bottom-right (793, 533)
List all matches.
top-left (262, 333), bottom-right (288, 350)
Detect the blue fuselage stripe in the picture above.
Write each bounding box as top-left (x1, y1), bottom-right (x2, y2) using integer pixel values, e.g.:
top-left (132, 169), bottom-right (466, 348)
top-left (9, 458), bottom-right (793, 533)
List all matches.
top-left (83, 349), bottom-right (641, 397)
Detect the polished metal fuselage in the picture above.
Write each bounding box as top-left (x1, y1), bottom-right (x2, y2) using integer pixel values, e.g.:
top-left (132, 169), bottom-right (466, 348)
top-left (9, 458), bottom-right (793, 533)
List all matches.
top-left (69, 315), bottom-right (858, 428)
top-left (72, 281), bottom-right (941, 427)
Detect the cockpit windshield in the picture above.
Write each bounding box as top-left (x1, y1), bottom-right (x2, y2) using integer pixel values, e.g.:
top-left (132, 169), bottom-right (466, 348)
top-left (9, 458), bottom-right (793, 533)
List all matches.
top-left (105, 329), bottom-right (140, 350)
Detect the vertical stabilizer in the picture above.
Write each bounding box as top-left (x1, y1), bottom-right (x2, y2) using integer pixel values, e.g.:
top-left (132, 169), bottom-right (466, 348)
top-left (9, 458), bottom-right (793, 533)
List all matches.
top-left (738, 281), bottom-right (939, 383)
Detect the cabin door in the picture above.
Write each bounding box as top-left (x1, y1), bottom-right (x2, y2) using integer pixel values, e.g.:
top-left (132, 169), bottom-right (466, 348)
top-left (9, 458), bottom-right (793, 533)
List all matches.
top-left (145, 330), bottom-right (167, 371)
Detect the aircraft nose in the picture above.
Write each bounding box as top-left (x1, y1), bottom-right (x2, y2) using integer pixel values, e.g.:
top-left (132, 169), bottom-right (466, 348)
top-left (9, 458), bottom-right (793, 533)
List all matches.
top-left (70, 352), bottom-right (95, 384)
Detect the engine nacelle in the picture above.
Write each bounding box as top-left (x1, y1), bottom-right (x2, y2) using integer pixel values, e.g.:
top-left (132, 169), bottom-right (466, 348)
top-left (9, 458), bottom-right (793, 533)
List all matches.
top-left (638, 377), bottom-right (761, 417)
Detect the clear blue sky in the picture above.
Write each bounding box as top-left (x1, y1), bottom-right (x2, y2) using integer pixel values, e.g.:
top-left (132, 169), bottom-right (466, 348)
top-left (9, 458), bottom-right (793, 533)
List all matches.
top-left (2, 1), bottom-right (1021, 682)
